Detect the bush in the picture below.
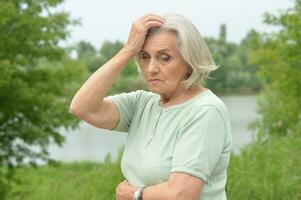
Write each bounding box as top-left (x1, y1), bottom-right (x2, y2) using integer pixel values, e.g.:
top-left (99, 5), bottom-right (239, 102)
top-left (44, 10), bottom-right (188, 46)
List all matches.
top-left (226, 135), bottom-right (301, 200)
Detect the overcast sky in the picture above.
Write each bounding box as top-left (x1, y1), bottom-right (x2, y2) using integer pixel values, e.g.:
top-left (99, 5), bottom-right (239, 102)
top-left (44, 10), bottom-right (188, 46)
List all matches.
top-left (60, 0), bottom-right (293, 48)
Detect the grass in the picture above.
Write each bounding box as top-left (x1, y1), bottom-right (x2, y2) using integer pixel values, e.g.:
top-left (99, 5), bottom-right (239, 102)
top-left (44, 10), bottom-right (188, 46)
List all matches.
top-left (5, 135), bottom-right (301, 200)
top-left (6, 155), bottom-right (124, 200)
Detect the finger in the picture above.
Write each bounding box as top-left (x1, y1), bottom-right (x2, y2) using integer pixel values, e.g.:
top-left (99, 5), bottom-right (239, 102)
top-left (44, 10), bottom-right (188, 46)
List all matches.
top-left (131, 20), bottom-right (163, 34)
top-left (144, 20), bottom-right (164, 29)
top-left (139, 14), bottom-right (165, 24)
top-left (141, 13), bottom-right (165, 21)
top-left (143, 15), bottom-right (165, 24)
top-left (141, 13), bottom-right (157, 19)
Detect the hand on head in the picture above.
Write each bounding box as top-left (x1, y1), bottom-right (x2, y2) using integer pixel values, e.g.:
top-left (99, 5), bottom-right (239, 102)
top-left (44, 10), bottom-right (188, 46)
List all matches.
top-left (124, 14), bottom-right (165, 56)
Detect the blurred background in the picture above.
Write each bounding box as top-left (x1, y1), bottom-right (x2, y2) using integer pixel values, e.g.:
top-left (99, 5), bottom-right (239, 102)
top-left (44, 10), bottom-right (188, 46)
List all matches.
top-left (0, 0), bottom-right (300, 199)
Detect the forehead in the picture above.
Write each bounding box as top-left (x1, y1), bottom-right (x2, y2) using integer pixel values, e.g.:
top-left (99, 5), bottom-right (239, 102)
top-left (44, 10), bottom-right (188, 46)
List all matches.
top-left (142, 31), bottom-right (178, 53)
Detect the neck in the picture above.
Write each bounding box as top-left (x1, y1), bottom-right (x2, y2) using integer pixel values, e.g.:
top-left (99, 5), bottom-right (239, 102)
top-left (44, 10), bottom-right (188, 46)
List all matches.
top-left (160, 87), bottom-right (186, 103)
top-left (159, 85), bottom-right (204, 107)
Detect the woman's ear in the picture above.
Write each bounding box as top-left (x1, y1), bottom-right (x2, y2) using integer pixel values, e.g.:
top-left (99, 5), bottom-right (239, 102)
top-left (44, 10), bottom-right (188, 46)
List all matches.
top-left (185, 69), bottom-right (192, 79)
top-left (186, 67), bottom-right (192, 77)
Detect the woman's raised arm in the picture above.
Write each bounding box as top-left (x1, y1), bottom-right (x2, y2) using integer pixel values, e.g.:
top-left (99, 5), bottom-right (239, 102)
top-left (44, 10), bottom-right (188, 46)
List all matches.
top-left (69, 14), bottom-right (165, 130)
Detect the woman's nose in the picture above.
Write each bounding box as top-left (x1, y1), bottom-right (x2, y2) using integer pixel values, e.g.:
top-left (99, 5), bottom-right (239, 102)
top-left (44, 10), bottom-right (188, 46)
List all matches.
top-left (148, 58), bottom-right (160, 73)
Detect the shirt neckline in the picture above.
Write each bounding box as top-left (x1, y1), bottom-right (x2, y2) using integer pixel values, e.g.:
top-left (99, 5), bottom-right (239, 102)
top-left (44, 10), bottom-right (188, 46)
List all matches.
top-left (154, 89), bottom-right (211, 111)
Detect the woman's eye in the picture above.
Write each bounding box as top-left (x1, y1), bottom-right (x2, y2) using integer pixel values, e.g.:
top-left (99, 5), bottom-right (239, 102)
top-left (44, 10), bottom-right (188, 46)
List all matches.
top-left (140, 53), bottom-right (150, 60)
top-left (160, 55), bottom-right (170, 62)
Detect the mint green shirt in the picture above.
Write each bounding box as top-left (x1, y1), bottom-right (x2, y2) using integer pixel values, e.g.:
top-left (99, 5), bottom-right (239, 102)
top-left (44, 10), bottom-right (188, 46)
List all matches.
top-left (107, 89), bottom-right (232, 200)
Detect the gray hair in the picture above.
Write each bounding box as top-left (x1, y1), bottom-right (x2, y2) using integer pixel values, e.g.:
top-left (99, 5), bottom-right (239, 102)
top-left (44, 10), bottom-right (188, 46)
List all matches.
top-left (136, 13), bottom-right (219, 90)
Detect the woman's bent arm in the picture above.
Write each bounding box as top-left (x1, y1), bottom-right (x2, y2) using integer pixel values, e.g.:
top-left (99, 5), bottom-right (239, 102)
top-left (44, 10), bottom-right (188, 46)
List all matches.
top-left (69, 48), bottom-right (134, 129)
top-left (69, 14), bottom-right (165, 129)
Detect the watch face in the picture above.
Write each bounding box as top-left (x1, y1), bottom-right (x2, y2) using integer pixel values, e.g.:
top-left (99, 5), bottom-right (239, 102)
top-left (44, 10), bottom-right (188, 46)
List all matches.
top-left (134, 188), bottom-right (144, 200)
top-left (134, 191), bottom-right (139, 199)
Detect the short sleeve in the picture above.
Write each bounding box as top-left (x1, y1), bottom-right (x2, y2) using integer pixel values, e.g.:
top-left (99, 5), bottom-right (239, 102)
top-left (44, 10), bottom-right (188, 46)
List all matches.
top-left (170, 106), bottom-right (226, 183)
top-left (106, 90), bottom-right (142, 132)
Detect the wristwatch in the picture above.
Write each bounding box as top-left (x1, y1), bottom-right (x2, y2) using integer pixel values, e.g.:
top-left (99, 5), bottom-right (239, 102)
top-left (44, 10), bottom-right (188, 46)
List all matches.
top-left (133, 186), bottom-right (145, 200)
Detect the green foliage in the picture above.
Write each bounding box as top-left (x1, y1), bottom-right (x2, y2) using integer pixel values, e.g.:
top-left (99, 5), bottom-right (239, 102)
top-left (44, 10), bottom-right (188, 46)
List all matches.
top-left (249, 0), bottom-right (301, 137)
top-left (205, 25), bottom-right (262, 94)
top-left (0, 0), bottom-right (77, 65)
top-left (73, 41), bottom-right (107, 72)
top-left (73, 40), bottom-right (143, 94)
top-left (0, 58), bottom-right (89, 197)
top-left (6, 147), bottom-right (125, 200)
top-left (0, 0), bottom-right (87, 198)
top-left (75, 41), bottom-right (97, 59)
top-left (227, 134), bottom-right (301, 199)
top-left (227, 3), bottom-right (301, 199)
top-left (99, 40), bottom-right (123, 62)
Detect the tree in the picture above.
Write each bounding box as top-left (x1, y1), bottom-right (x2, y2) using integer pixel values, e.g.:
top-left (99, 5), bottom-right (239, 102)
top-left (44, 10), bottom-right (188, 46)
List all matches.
top-left (205, 24), bottom-right (262, 94)
top-left (205, 25), bottom-right (240, 93)
top-left (72, 39), bottom-right (142, 94)
top-left (75, 40), bottom-right (97, 59)
top-left (73, 40), bottom-right (107, 72)
top-left (99, 40), bottom-right (124, 61)
top-left (249, 0), bottom-right (301, 137)
top-left (0, 0), bottom-right (88, 198)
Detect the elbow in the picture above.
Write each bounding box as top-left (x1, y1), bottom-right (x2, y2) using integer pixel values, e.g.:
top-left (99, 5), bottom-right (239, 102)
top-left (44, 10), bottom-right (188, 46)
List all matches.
top-left (69, 105), bottom-right (77, 115)
top-left (69, 102), bottom-right (83, 117)
top-left (69, 102), bottom-right (97, 119)
top-left (69, 106), bottom-right (79, 117)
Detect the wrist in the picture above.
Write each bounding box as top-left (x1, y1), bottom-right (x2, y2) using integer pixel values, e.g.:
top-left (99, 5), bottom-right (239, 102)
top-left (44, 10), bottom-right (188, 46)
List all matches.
top-left (121, 46), bottom-right (137, 57)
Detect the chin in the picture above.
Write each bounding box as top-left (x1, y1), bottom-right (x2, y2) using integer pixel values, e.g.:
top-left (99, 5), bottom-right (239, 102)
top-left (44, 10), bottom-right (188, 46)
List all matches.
top-left (147, 86), bottom-right (162, 94)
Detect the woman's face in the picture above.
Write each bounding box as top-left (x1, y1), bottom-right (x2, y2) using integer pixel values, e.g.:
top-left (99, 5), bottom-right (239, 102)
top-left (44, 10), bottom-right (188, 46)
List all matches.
top-left (137, 31), bottom-right (190, 98)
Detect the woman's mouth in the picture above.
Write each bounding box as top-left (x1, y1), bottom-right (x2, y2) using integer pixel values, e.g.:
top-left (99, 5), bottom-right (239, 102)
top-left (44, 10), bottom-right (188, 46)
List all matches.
top-left (148, 79), bottom-right (161, 84)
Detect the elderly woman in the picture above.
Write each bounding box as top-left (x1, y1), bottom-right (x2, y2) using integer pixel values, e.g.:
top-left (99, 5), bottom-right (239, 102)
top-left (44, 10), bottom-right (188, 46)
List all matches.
top-left (70, 13), bottom-right (232, 200)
